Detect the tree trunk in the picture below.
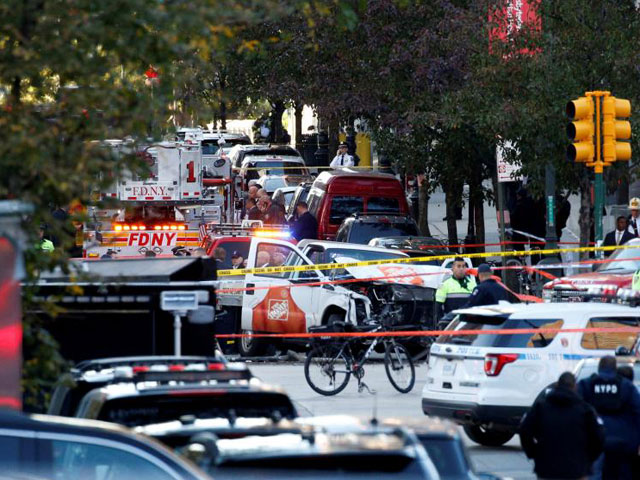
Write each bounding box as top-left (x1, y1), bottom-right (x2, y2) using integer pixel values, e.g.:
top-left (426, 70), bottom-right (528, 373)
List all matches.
top-left (328, 116), bottom-right (340, 161)
top-left (467, 196), bottom-right (475, 237)
top-left (579, 175), bottom-right (592, 259)
top-left (418, 177), bottom-right (431, 236)
top-left (294, 102), bottom-right (303, 151)
top-left (445, 186), bottom-right (459, 246)
top-left (219, 101), bottom-right (227, 130)
top-left (270, 100), bottom-right (285, 143)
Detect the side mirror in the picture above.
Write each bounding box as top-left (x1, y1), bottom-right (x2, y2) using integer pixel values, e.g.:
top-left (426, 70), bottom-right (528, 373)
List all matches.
top-left (188, 305), bottom-right (215, 324)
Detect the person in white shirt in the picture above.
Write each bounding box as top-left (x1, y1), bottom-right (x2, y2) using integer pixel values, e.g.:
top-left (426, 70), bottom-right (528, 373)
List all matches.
top-left (330, 142), bottom-right (354, 168)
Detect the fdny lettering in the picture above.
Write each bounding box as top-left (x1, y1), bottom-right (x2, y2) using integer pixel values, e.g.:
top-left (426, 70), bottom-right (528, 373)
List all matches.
top-left (594, 384), bottom-right (618, 394)
top-left (131, 186), bottom-right (167, 197)
top-left (127, 232), bottom-right (177, 246)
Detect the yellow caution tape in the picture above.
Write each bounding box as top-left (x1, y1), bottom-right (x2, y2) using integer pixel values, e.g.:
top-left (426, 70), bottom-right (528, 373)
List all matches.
top-left (217, 243), bottom-right (639, 277)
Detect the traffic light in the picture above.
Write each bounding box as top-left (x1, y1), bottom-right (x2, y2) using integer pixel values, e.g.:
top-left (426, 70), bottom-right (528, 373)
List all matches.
top-left (566, 96), bottom-right (594, 163)
top-left (602, 96), bottom-right (632, 164)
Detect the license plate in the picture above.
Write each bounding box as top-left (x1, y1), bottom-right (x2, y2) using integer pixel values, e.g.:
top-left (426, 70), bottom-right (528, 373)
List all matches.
top-left (442, 362), bottom-right (457, 376)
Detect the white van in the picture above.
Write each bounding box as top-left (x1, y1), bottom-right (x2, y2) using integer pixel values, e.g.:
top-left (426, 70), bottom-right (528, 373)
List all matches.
top-left (421, 302), bottom-right (640, 446)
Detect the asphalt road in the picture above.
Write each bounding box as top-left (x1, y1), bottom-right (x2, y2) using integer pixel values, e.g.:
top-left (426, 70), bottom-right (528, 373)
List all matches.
top-left (249, 362), bottom-right (536, 480)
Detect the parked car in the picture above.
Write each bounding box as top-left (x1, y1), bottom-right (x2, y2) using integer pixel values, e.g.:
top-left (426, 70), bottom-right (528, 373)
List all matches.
top-left (286, 182), bottom-right (312, 221)
top-left (422, 302), bottom-right (640, 446)
top-left (228, 144), bottom-right (303, 169)
top-left (336, 214), bottom-right (420, 245)
top-left (306, 170), bottom-right (410, 240)
top-left (272, 186), bottom-right (299, 211)
top-left (182, 420), bottom-right (441, 479)
top-left (48, 356), bottom-right (298, 428)
top-left (0, 409), bottom-right (210, 479)
top-left (542, 238), bottom-right (640, 301)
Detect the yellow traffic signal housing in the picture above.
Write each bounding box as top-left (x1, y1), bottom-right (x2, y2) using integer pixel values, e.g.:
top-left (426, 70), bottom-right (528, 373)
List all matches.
top-left (602, 96), bottom-right (632, 163)
top-left (566, 96), bottom-right (594, 162)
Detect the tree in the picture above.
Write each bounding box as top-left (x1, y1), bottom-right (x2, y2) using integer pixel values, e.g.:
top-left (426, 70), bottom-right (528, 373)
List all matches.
top-left (0, 0), bottom-right (318, 411)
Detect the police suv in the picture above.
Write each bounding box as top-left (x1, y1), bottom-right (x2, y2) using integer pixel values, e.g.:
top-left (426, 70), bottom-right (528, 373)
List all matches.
top-left (421, 302), bottom-right (640, 446)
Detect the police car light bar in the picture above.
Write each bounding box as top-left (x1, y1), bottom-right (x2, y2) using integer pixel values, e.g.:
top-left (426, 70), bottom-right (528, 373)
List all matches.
top-left (134, 369), bottom-right (251, 383)
top-left (254, 229), bottom-right (292, 239)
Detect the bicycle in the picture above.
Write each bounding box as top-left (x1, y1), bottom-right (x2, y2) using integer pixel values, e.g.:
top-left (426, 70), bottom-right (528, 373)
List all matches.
top-left (303, 317), bottom-right (416, 396)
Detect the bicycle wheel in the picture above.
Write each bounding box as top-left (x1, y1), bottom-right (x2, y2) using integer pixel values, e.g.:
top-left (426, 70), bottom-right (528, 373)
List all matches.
top-left (304, 343), bottom-right (351, 396)
top-left (384, 342), bottom-right (415, 393)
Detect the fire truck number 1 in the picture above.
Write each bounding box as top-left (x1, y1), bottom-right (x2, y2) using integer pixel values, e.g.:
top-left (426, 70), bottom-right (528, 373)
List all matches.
top-left (186, 161), bottom-right (196, 183)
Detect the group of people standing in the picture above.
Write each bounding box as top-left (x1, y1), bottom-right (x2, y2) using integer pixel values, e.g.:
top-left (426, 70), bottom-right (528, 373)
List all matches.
top-left (244, 185), bottom-right (317, 241)
top-left (521, 356), bottom-right (640, 480)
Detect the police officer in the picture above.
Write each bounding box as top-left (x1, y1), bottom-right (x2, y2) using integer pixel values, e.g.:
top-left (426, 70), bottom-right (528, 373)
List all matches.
top-left (578, 356), bottom-right (640, 480)
top-left (435, 257), bottom-right (476, 317)
top-left (461, 263), bottom-right (510, 308)
top-left (627, 197), bottom-right (640, 237)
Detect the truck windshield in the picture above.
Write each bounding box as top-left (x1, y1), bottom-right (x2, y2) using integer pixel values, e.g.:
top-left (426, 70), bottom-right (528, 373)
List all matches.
top-left (349, 223), bottom-right (419, 245)
top-left (597, 243), bottom-right (640, 272)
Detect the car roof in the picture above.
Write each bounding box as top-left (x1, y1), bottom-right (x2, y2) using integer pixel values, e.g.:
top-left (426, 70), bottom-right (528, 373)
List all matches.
top-left (314, 169), bottom-right (400, 182)
top-left (273, 186), bottom-right (299, 194)
top-left (297, 239), bottom-right (409, 257)
top-left (453, 302), bottom-right (640, 318)
top-left (346, 214), bottom-right (414, 223)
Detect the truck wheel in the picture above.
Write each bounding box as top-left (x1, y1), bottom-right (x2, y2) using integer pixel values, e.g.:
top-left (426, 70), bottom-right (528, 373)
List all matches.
top-left (238, 330), bottom-right (265, 357)
top-left (463, 425), bottom-right (514, 447)
top-left (326, 313), bottom-right (345, 328)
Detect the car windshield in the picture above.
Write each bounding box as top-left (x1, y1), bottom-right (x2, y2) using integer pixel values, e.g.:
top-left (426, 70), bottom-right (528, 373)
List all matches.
top-left (420, 437), bottom-right (469, 478)
top-left (262, 177), bottom-right (287, 192)
top-left (245, 161), bottom-right (307, 180)
top-left (201, 140), bottom-right (221, 155)
top-left (437, 317), bottom-right (564, 348)
top-left (597, 243), bottom-right (640, 272)
top-left (367, 197), bottom-right (400, 214)
top-left (349, 222), bottom-right (419, 245)
top-left (325, 248), bottom-right (406, 263)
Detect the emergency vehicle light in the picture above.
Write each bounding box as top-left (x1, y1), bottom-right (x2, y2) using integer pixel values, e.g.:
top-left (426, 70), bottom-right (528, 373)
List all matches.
top-left (254, 229), bottom-right (292, 239)
top-left (114, 224), bottom-right (147, 231)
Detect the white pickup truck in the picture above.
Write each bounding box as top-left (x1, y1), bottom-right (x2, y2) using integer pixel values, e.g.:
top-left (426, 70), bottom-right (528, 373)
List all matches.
top-left (214, 236), bottom-right (371, 356)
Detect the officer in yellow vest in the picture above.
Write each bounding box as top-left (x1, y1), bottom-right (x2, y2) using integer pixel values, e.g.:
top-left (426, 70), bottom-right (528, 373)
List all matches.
top-left (435, 257), bottom-right (476, 317)
top-left (39, 225), bottom-right (54, 252)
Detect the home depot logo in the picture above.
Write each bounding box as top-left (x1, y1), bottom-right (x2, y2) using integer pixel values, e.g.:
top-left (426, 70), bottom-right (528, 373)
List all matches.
top-left (267, 300), bottom-right (289, 321)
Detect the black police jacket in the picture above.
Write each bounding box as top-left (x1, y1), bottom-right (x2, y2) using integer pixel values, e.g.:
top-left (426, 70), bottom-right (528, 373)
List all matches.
top-left (578, 370), bottom-right (640, 454)
top-left (462, 278), bottom-right (510, 308)
top-left (520, 386), bottom-right (604, 479)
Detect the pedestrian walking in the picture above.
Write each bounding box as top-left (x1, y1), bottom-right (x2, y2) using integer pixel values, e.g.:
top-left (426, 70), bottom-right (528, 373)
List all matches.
top-left (435, 257), bottom-right (476, 317)
top-left (520, 372), bottom-right (604, 480)
top-left (291, 202), bottom-right (318, 241)
top-left (578, 356), bottom-right (640, 480)
top-left (330, 143), bottom-right (354, 168)
top-left (461, 263), bottom-right (510, 308)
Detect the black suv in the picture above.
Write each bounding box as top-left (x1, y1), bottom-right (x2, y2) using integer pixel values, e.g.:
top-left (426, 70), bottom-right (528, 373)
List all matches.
top-left (335, 214), bottom-right (420, 245)
top-left (0, 409), bottom-right (210, 479)
top-left (48, 356), bottom-right (297, 428)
